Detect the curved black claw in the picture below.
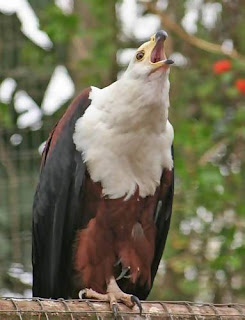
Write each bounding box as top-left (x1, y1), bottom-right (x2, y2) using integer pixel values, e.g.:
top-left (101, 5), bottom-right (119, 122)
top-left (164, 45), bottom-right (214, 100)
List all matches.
top-left (78, 289), bottom-right (86, 299)
top-left (112, 303), bottom-right (119, 318)
top-left (131, 295), bottom-right (143, 315)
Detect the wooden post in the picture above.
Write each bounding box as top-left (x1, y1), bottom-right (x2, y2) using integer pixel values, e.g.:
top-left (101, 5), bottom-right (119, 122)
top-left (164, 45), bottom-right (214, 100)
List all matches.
top-left (0, 298), bottom-right (244, 319)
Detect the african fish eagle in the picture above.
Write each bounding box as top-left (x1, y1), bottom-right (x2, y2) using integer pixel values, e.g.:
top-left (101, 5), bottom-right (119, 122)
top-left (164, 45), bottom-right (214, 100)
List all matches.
top-left (32, 30), bottom-right (174, 315)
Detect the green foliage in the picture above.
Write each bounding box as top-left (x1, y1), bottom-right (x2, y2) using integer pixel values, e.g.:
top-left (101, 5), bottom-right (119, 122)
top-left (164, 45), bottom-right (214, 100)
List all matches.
top-left (0, 103), bottom-right (13, 128)
top-left (150, 1), bottom-right (245, 302)
top-left (41, 4), bottom-right (78, 44)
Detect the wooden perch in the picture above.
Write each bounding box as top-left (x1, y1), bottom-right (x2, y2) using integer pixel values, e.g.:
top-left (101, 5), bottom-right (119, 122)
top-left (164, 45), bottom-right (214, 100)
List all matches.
top-left (0, 298), bottom-right (244, 319)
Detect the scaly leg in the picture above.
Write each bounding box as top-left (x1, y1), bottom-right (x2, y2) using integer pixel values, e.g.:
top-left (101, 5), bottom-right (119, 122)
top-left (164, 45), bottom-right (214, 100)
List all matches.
top-left (79, 277), bottom-right (142, 318)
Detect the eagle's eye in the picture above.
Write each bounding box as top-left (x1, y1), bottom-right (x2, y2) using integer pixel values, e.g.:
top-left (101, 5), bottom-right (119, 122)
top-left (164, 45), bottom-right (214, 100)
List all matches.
top-left (136, 51), bottom-right (145, 61)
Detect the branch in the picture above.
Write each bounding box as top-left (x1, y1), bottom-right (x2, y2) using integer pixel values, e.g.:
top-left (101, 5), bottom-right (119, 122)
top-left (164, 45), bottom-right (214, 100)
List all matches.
top-left (141, 1), bottom-right (245, 64)
top-left (0, 298), bottom-right (244, 319)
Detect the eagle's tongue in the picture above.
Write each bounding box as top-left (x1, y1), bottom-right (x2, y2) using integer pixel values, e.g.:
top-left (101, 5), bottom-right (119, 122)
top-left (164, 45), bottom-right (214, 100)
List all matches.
top-left (151, 40), bottom-right (165, 63)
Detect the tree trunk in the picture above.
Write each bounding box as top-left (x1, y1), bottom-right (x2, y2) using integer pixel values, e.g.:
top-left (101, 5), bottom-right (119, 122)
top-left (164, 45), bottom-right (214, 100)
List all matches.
top-left (67, 0), bottom-right (119, 93)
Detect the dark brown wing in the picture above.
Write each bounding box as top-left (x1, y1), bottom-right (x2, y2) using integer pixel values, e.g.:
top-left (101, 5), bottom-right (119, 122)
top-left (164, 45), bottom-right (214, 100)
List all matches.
top-left (151, 167), bottom-right (174, 279)
top-left (32, 88), bottom-right (91, 298)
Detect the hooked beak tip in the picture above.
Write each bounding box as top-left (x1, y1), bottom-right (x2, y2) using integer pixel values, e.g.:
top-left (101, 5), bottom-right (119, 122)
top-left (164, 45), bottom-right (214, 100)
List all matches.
top-left (164, 59), bottom-right (174, 65)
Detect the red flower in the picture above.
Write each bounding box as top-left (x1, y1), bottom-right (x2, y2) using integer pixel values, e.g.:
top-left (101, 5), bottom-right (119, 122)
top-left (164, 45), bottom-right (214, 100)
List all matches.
top-left (213, 59), bottom-right (231, 74)
top-left (235, 79), bottom-right (245, 94)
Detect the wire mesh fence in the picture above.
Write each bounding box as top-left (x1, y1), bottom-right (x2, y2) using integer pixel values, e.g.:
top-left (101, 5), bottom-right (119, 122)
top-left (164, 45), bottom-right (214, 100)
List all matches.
top-left (0, 0), bottom-right (64, 295)
top-left (0, 124), bottom-right (55, 296)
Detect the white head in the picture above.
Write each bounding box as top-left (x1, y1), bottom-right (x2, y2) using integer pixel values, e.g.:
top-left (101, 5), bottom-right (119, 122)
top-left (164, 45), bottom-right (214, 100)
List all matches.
top-left (116, 30), bottom-right (174, 111)
top-left (73, 32), bottom-right (174, 200)
top-left (124, 30), bottom-right (174, 81)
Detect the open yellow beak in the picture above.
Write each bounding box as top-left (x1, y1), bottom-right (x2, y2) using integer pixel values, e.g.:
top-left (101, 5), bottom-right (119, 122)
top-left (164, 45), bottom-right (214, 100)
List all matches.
top-left (137, 30), bottom-right (174, 69)
top-left (150, 30), bottom-right (174, 66)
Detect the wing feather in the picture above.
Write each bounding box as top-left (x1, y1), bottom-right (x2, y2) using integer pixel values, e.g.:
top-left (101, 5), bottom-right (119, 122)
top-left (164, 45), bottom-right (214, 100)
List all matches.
top-left (151, 164), bottom-right (174, 281)
top-left (32, 88), bottom-right (91, 298)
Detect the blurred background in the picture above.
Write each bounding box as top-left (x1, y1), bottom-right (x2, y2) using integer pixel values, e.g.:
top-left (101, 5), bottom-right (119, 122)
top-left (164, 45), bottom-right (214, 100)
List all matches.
top-left (0, 0), bottom-right (244, 303)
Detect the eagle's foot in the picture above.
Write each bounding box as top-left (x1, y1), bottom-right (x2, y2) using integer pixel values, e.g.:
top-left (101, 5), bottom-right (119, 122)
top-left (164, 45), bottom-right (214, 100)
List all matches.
top-left (79, 277), bottom-right (142, 318)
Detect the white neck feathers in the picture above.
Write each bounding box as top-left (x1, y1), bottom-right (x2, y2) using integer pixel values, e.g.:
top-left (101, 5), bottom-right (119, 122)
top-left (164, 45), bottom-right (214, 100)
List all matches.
top-left (73, 73), bottom-right (174, 199)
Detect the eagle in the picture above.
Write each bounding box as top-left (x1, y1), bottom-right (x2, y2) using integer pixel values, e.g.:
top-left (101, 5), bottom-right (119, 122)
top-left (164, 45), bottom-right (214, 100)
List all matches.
top-left (32, 30), bottom-right (174, 316)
